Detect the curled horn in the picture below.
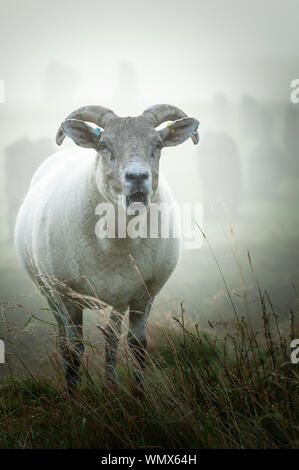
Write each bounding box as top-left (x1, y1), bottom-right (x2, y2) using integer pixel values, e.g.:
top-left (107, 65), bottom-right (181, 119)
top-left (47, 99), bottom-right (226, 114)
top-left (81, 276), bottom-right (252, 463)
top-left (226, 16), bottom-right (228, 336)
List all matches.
top-left (142, 104), bottom-right (199, 144)
top-left (56, 105), bottom-right (117, 145)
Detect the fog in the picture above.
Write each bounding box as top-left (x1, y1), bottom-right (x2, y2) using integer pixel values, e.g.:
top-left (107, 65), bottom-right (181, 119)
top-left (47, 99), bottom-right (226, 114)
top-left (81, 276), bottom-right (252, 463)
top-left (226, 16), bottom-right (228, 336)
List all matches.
top-left (0, 0), bottom-right (299, 376)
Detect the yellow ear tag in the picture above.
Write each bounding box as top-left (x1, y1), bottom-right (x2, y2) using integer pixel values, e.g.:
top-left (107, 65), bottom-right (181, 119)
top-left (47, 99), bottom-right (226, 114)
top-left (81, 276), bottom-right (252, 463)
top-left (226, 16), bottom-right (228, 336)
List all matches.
top-left (167, 123), bottom-right (175, 134)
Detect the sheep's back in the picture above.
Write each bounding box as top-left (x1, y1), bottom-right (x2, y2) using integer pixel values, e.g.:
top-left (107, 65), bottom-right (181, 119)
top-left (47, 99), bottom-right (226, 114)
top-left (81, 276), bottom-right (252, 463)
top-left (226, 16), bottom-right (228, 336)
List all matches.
top-left (14, 148), bottom-right (97, 287)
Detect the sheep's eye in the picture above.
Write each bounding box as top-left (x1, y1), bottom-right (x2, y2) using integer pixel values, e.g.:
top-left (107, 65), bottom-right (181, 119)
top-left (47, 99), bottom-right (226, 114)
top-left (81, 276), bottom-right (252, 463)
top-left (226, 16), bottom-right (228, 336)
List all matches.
top-left (153, 144), bottom-right (162, 159)
top-left (99, 143), bottom-right (113, 159)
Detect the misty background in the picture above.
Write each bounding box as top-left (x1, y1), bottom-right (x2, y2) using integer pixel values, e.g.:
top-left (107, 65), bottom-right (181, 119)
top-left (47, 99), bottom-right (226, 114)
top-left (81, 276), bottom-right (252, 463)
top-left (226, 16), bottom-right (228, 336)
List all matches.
top-left (0, 0), bottom-right (299, 376)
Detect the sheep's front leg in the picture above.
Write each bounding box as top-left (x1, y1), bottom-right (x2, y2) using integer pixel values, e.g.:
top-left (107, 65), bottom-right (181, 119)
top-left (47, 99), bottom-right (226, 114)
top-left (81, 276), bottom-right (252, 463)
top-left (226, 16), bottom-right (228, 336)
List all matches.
top-left (128, 298), bottom-right (153, 390)
top-left (104, 310), bottom-right (122, 386)
top-left (49, 297), bottom-right (84, 392)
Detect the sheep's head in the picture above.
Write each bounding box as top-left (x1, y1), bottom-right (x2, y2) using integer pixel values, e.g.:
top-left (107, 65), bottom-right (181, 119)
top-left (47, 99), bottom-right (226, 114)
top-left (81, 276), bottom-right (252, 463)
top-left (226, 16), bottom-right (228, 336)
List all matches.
top-left (56, 104), bottom-right (199, 212)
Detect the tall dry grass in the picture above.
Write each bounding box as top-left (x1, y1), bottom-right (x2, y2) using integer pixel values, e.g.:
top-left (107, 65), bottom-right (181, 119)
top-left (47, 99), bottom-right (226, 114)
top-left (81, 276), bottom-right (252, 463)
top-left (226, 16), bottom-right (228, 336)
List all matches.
top-left (0, 227), bottom-right (298, 448)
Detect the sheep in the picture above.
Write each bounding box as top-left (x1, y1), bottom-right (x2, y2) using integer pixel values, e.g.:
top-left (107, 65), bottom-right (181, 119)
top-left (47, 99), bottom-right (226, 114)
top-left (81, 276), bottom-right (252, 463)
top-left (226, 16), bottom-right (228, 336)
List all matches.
top-left (14, 104), bottom-right (199, 391)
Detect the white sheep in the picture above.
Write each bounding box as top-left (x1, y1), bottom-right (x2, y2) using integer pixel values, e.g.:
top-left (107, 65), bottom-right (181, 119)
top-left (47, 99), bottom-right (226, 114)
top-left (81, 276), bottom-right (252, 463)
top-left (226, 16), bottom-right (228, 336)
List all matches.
top-left (15, 104), bottom-right (199, 391)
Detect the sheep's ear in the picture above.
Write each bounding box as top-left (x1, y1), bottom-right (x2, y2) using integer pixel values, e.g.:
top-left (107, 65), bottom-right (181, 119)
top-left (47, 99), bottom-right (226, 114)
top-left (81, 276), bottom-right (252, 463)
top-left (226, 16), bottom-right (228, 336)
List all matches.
top-left (159, 117), bottom-right (199, 147)
top-left (61, 119), bottom-right (101, 149)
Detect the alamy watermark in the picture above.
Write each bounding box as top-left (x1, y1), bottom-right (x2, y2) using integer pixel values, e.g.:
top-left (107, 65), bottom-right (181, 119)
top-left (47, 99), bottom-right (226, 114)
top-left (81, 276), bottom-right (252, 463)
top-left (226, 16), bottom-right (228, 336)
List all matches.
top-left (95, 198), bottom-right (204, 250)
top-left (0, 339), bottom-right (4, 363)
top-left (290, 79), bottom-right (299, 103)
top-left (290, 339), bottom-right (299, 364)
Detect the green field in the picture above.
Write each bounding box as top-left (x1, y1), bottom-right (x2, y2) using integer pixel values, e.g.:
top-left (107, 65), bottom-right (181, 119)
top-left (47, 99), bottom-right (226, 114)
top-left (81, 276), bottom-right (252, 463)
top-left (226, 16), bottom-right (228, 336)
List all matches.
top-left (0, 289), bottom-right (298, 449)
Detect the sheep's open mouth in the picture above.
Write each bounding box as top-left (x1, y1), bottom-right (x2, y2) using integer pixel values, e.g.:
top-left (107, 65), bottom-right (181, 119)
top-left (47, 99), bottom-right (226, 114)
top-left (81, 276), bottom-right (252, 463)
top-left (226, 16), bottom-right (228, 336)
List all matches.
top-left (125, 192), bottom-right (149, 214)
top-left (126, 191), bottom-right (146, 205)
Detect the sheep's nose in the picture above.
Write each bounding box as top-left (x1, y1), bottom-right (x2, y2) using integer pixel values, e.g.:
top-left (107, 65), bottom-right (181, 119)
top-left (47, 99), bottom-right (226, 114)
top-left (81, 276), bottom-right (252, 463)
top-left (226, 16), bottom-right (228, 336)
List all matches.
top-left (125, 169), bottom-right (149, 182)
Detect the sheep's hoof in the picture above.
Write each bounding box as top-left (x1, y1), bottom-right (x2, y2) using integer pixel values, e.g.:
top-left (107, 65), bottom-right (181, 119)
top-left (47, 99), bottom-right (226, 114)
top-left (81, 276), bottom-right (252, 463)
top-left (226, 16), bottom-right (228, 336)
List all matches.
top-left (132, 386), bottom-right (145, 400)
top-left (65, 373), bottom-right (80, 397)
top-left (102, 381), bottom-right (117, 396)
top-left (130, 378), bottom-right (145, 399)
top-left (66, 381), bottom-right (79, 398)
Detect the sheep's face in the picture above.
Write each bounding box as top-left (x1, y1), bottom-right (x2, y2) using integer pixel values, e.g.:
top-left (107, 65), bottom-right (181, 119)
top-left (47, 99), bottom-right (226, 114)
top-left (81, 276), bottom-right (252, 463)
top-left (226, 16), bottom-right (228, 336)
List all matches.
top-left (62, 115), bottom-right (198, 212)
top-left (97, 116), bottom-right (161, 212)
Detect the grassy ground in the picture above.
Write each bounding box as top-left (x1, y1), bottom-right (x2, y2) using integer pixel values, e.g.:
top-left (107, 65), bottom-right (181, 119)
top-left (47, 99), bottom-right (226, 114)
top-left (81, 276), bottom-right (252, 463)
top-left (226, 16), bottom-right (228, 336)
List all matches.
top-left (0, 298), bottom-right (298, 449)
